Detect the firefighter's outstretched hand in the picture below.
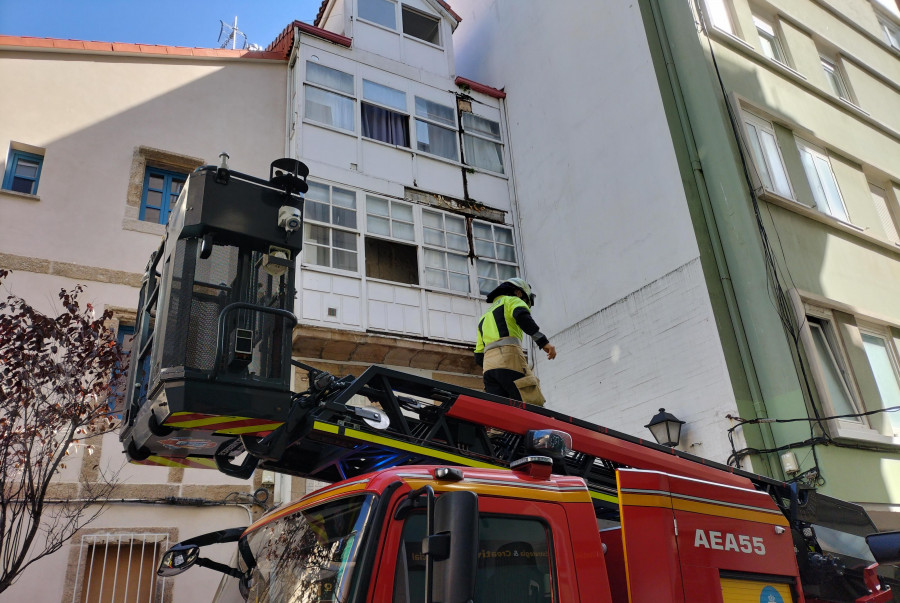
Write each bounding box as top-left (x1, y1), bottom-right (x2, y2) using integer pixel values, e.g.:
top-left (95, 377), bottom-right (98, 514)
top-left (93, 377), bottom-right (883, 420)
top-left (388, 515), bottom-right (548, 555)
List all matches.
top-left (543, 344), bottom-right (557, 360)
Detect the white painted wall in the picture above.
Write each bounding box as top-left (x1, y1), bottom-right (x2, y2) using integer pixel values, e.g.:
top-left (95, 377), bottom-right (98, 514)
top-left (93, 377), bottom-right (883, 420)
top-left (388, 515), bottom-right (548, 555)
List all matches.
top-left (452, 0), bottom-right (742, 460)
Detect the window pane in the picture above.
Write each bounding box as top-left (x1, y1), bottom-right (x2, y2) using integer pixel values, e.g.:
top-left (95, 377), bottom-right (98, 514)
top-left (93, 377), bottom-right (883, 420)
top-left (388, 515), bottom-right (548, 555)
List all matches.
top-left (813, 156), bottom-right (848, 221)
top-left (861, 333), bottom-right (900, 433)
top-left (146, 190), bottom-right (163, 207)
top-left (809, 323), bottom-right (859, 419)
top-left (494, 227), bottom-right (514, 245)
top-left (363, 80), bottom-right (406, 111)
top-left (332, 230), bottom-right (358, 251)
top-left (333, 188), bottom-right (356, 208)
top-left (402, 7), bottom-right (440, 44)
top-left (463, 134), bottom-right (504, 174)
top-left (758, 130), bottom-right (792, 198)
top-left (424, 227), bottom-right (445, 247)
top-left (362, 103), bottom-right (410, 146)
top-left (307, 245), bottom-right (330, 267)
top-left (416, 121), bottom-right (458, 160)
top-left (368, 215), bottom-right (391, 236)
top-left (446, 215), bottom-right (466, 234)
top-left (359, 0), bottom-right (396, 29)
top-left (447, 253), bottom-right (468, 273)
top-left (423, 210), bottom-right (442, 228)
top-left (149, 174), bottom-right (164, 189)
top-left (14, 159), bottom-right (39, 179)
top-left (368, 198), bottom-right (389, 219)
top-left (333, 207), bottom-right (357, 228)
top-left (393, 221), bottom-right (414, 241)
top-left (392, 202), bottom-right (413, 222)
top-left (306, 200), bottom-right (329, 223)
top-left (415, 97), bottom-right (455, 127)
top-left (462, 112), bottom-right (501, 140)
top-left (424, 249), bottom-right (446, 269)
top-left (447, 233), bottom-right (468, 252)
top-left (497, 264), bottom-right (517, 280)
top-left (305, 86), bottom-right (355, 131)
top-left (305, 223), bottom-right (330, 245)
top-left (496, 243), bottom-right (516, 262)
top-left (333, 249), bottom-right (358, 271)
top-left (306, 62), bottom-right (354, 95)
top-left (474, 239), bottom-right (494, 258)
top-left (476, 259), bottom-right (496, 278)
top-left (448, 273), bottom-right (470, 293)
top-left (425, 268), bottom-right (448, 288)
top-left (705, 0), bottom-right (734, 33)
top-left (144, 207), bottom-right (160, 223)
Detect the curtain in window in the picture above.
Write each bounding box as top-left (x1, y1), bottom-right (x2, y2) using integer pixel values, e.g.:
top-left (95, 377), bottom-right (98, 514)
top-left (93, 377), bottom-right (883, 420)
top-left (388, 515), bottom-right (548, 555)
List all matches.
top-left (305, 86), bottom-right (355, 131)
top-left (463, 135), bottom-right (504, 174)
top-left (416, 121), bottom-right (457, 160)
top-left (362, 103), bottom-right (409, 146)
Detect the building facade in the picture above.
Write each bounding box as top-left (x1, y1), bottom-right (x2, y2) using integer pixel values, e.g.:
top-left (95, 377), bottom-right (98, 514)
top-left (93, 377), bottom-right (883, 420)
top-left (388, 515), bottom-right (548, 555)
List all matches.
top-left (452, 0), bottom-right (900, 529)
top-left (0, 0), bottom-right (516, 598)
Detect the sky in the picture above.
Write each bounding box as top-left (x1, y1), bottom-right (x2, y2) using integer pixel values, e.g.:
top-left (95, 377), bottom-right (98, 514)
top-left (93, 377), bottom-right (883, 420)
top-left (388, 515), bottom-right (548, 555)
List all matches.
top-left (0, 0), bottom-right (325, 49)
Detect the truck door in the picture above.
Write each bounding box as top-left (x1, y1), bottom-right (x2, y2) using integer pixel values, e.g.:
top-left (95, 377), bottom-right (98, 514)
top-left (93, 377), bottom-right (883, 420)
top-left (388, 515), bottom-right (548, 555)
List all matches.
top-left (616, 469), bottom-right (803, 602)
top-left (369, 490), bottom-right (594, 602)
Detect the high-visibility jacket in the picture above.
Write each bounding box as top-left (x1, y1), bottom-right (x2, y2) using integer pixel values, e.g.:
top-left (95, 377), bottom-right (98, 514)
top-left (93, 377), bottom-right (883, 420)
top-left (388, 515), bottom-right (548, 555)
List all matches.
top-left (474, 295), bottom-right (549, 367)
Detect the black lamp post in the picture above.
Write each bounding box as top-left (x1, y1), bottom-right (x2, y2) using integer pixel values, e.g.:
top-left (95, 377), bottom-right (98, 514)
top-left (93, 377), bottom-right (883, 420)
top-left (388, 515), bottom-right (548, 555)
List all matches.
top-left (645, 408), bottom-right (685, 448)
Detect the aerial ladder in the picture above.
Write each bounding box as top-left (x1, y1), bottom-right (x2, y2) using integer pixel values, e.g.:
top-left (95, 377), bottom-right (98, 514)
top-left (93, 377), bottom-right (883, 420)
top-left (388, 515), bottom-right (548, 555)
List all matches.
top-left (120, 160), bottom-right (900, 602)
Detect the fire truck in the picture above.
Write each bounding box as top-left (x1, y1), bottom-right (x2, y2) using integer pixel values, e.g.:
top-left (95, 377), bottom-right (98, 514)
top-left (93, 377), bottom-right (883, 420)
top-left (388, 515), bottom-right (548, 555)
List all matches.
top-left (120, 160), bottom-right (900, 602)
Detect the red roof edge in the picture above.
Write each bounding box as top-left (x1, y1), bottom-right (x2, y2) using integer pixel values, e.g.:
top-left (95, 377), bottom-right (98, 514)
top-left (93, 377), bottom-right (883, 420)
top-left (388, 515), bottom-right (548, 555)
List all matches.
top-left (455, 76), bottom-right (506, 99)
top-left (265, 20), bottom-right (352, 57)
top-left (435, 0), bottom-right (462, 23)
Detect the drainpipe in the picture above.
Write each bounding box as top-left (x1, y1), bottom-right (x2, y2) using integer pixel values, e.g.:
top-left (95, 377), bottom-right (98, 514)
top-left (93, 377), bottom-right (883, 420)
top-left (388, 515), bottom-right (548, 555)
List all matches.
top-left (644, 0), bottom-right (780, 477)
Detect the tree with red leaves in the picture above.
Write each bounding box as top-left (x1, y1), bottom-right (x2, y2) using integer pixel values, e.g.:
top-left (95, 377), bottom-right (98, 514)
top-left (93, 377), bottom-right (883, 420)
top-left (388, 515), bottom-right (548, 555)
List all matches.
top-left (0, 270), bottom-right (125, 593)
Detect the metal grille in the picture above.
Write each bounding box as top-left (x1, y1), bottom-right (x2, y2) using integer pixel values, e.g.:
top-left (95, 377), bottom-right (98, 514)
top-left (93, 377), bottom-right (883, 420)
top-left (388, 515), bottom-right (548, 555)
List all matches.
top-left (161, 238), bottom-right (193, 371)
top-left (72, 533), bottom-right (169, 603)
top-left (185, 244), bottom-right (239, 371)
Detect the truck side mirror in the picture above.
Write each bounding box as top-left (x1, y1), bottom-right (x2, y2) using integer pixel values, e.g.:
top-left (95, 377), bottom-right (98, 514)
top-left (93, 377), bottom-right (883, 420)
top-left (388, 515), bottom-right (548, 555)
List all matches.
top-left (867, 531), bottom-right (900, 564)
top-left (158, 543), bottom-right (201, 577)
top-left (431, 491), bottom-right (479, 603)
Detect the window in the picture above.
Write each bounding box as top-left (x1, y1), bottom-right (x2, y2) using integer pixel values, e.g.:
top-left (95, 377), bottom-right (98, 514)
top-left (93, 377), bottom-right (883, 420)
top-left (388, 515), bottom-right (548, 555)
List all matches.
top-left (423, 209), bottom-right (470, 293)
top-left (139, 167), bottom-right (185, 224)
top-left (362, 80), bottom-right (410, 147)
top-left (878, 15), bottom-right (900, 50)
top-left (110, 324), bottom-right (135, 417)
top-left (860, 327), bottom-right (900, 435)
top-left (753, 15), bottom-right (787, 64)
top-left (2, 149), bottom-right (43, 195)
top-left (396, 513), bottom-right (554, 603)
top-left (703, 0), bottom-right (738, 34)
top-left (414, 97), bottom-right (457, 161)
top-left (462, 112), bottom-right (505, 174)
top-left (473, 221), bottom-right (517, 295)
top-left (75, 533), bottom-right (168, 602)
top-left (806, 316), bottom-right (863, 422)
top-left (869, 183), bottom-right (900, 244)
top-left (303, 181), bottom-right (359, 271)
top-left (820, 55), bottom-right (853, 102)
top-left (305, 62), bottom-right (356, 132)
top-left (359, 0), bottom-right (396, 29)
top-left (741, 112), bottom-right (793, 199)
top-left (402, 6), bottom-right (440, 44)
top-left (366, 196), bottom-right (417, 285)
top-left (796, 139), bottom-right (850, 222)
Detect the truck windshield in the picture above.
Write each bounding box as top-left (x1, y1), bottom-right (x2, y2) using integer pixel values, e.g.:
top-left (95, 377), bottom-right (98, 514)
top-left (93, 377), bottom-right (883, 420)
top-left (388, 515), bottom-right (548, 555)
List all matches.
top-left (241, 494), bottom-right (375, 602)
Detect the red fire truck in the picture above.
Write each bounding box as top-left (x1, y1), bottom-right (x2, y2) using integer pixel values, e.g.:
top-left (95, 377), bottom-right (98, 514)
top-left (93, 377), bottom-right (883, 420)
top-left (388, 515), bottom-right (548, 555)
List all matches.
top-left (120, 160), bottom-right (900, 602)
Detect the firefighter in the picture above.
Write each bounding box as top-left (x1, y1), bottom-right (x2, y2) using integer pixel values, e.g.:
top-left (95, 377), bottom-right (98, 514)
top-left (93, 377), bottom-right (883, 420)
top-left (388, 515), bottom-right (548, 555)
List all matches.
top-left (474, 278), bottom-right (556, 405)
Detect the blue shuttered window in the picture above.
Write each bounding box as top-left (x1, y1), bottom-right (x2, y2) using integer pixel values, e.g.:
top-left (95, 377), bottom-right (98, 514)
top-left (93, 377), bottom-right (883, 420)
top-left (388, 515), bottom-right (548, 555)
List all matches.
top-left (140, 167), bottom-right (186, 224)
top-left (2, 150), bottom-right (44, 195)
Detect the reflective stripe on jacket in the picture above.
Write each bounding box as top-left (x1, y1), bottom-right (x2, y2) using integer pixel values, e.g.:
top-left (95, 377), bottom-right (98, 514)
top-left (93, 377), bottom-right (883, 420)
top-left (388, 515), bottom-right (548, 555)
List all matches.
top-left (474, 295), bottom-right (549, 367)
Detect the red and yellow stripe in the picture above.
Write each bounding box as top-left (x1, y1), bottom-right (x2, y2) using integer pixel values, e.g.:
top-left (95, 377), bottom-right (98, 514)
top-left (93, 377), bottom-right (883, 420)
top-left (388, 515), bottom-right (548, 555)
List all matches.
top-left (164, 412), bottom-right (283, 435)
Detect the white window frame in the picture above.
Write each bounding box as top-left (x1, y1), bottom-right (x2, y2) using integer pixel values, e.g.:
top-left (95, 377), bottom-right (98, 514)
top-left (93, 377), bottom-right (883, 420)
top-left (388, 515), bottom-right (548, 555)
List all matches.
top-left (819, 54), bottom-right (854, 103)
top-left (358, 0), bottom-right (398, 30)
top-left (858, 322), bottom-right (900, 437)
top-left (741, 111), bottom-right (794, 199)
top-left (702, 0), bottom-right (739, 35)
top-left (877, 14), bottom-right (900, 50)
top-left (366, 195), bottom-right (415, 242)
top-left (752, 14), bottom-right (787, 65)
top-left (414, 96), bottom-right (458, 161)
top-left (401, 4), bottom-right (442, 47)
top-left (795, 138), bottom-right (850, 223)
top-left (869, 182), bottom-right (900, 245)
top-left (302, 181), bottom-right (360, 273)
top-left (473, 221), bottom-right (518, 296)
top-left (422, 208), bottom-right (471, 294)
top-left (461, 112), bottom-right (505, 175)
top-left (304, 62), bottom-right (356, 133)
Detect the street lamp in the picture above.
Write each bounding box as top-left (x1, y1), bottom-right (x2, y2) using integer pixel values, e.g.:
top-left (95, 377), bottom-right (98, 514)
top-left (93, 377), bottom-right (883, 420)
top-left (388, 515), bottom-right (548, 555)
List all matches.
top-left (645, 408), bottom-right (685, 448)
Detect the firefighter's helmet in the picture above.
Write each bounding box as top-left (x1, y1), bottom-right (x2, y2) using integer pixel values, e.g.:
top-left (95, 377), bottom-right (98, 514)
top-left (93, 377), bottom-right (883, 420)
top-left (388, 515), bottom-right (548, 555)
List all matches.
top-left (486, 277), bottom-right (536, 307)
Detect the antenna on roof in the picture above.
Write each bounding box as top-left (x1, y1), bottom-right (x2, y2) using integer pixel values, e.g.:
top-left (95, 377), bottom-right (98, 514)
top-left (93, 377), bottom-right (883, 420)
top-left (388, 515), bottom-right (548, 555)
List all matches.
top-left (217, 16), bottom-right (261, 50)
